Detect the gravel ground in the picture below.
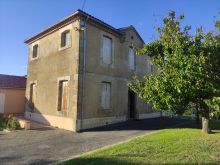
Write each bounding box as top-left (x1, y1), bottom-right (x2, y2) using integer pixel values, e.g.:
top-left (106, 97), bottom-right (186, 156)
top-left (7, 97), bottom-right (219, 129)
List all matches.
top-left (0, 117), bottom-right (187, 165)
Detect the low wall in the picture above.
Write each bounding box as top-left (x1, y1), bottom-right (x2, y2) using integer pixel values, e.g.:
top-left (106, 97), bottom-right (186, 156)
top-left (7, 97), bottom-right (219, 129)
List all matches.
top-left (25, 111), bottom-right (76, 131)
top-left (77, 115), bottom-right (127, 131)
top-left (77, 112), bottom-right (162, 131)
top-left (138, 111), bottom-right (162, 119)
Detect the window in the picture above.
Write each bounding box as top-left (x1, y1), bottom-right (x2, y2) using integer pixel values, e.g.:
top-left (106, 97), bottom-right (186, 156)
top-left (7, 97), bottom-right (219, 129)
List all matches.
top-left (147, 57), bottom-right (152, 73)
top-left (61, 30), bottom-right (71, 48)
top-left (32, 44), bottom-right (38, 58)
top-left (102, 36), bottom-right (112, 65)
top-left (58, 80), bottom-right (69, 112)
top-left (129, 47), bottom-right (136, 70)
top-left (151, 65), bottom-right (154, 72)
top-left (101, 82), bottom-right (111, 109)
top-left (30, 83), bottom-right (36, 108)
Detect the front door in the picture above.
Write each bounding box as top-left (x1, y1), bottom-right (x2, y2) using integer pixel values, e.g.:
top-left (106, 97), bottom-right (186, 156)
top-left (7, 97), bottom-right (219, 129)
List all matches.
top-left (128, 89), bottom-right (136, 119)
top-left (0, 93), bottom-right (5, 114)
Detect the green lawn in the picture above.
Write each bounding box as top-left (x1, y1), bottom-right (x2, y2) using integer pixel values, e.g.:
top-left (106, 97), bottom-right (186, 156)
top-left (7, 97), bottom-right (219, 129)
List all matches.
top-left (63, 121), bottom-right (220, 165)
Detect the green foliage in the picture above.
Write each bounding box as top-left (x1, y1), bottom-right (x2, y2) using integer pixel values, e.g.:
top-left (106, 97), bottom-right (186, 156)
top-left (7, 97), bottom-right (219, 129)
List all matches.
top-left (129, 11), bottom-right (220, 122)
top-left (0, 115), bottom-right (20, 131)
top-left (205, 97), bottom-right (220, 118)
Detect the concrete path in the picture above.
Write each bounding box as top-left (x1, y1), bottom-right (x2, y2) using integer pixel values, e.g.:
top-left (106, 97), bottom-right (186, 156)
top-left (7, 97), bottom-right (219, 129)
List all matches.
top-left (0, 117), bottom-right (187, 165)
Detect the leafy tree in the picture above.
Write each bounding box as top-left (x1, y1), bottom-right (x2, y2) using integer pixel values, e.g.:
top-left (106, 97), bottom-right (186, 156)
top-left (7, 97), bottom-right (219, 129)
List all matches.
top-left (129, 11), bottom-right (220, 134)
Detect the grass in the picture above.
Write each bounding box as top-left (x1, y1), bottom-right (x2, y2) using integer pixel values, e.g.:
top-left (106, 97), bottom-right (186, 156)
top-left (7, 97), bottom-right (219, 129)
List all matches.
top-left (63, 121), bottom-right (220, 165)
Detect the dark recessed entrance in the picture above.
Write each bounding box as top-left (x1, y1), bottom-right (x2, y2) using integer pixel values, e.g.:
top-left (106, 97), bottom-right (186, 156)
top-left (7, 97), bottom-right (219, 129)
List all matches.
top-left (128, 89), bottom-right (136, 119)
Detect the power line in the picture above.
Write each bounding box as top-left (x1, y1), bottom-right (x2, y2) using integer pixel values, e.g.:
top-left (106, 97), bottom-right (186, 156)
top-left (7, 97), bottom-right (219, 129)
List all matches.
top-left (82, 0), bottom-right (87, 11)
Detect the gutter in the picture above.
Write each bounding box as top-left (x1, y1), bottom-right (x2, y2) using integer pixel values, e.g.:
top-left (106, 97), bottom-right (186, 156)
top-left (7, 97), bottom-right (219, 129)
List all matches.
top-left (80, 16), bottom-right (89, 131)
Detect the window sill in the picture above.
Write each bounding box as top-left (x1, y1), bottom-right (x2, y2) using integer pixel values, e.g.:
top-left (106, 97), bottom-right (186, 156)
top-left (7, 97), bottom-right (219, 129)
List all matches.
top-left (59, 45), bottom-right (71, 51)
top-left (57, 110), bottom-right (68, 116)
top-left (30, 57), bottom-right (39, 61)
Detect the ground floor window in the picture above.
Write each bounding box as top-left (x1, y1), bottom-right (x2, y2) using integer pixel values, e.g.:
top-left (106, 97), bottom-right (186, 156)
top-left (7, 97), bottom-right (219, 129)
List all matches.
top-left (57, 80), bottom-right (69, 112)
top-left (101, 82), bottom-right (111, 109)
top-left (30, 83), bottom-right (36, 109)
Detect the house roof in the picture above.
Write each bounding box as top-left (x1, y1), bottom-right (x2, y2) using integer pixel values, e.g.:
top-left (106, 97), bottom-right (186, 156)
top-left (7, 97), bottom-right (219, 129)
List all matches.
top-left (24, 9), bottom-right (124, 44)
top-left (118, 25), bottom-right (145, 44)
top-left (0, 74), bottom-right (26, 89)
top-left (25, 9), bottom-right (145, 45)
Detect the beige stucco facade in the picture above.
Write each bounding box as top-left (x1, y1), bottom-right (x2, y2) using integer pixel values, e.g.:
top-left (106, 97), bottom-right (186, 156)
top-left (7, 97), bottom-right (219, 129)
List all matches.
top-left (0, 88), bottom-right (25, 115)
top-left (25, 10), bottom-right (161, 131)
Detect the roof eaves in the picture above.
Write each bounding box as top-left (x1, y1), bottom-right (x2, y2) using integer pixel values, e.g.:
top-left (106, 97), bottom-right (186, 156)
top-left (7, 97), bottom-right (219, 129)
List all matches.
top-left (77, 9), bottom-right (123, 36)
top-left (24, 10), bottom-right (81, 44)
top-left (25, 9), bottom-right (123, 44)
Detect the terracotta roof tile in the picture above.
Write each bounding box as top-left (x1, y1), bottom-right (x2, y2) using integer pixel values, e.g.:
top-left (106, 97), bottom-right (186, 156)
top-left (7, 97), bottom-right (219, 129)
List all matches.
top-left (0, 74), bottom-right (26, 89)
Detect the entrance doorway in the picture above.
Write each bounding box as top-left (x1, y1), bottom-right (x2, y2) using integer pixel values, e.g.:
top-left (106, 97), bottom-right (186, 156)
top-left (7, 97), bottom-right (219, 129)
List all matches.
top-left (128, 89), bottom-right (136, 119)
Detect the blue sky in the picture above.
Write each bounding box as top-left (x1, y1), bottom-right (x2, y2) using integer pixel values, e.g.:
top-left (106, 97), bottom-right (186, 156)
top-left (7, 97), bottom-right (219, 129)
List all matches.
top-left (0, 0), bottom-right (219, 76)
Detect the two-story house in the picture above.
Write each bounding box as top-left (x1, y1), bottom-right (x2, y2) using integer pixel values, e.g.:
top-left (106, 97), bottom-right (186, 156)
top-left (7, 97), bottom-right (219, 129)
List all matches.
top-left (24, 9), bottom-right (161, 131)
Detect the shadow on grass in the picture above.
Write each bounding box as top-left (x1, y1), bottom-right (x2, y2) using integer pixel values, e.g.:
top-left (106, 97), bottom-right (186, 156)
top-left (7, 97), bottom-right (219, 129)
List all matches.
top-left (82, 117), bottom-right (190, 132)
top-left (175, 119), bottom-right (220, 130)
top-left (63, 157), bottom-right (141, 165)
top-left (63, 156), bottom-right (217, 165)
top-left (82, 116), bottom-right (220, 135)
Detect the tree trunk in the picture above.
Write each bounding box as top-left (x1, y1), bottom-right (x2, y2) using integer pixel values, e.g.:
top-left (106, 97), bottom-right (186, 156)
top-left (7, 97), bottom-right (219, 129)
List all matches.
top-left (198, 99), bottom-right (211, 134)
top-left (195, 103), bottom-right (200, 125)
top-left (202, 116), bottom-right (210, 134)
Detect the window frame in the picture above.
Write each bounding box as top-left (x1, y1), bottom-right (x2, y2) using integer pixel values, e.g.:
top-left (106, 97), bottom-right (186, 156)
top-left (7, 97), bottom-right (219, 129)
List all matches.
top-left (30, 41), bottom-right (40, 61)
top-left (101, 35), bottom-right (113, 65)
top-left (146, 57), bottom-right (152, 73)
top-left (128, 47), bottom-right (136, 71)
top-left (101, 82), bottom-right (112, 110)
top-left (57, 76), bottom-right (70, 113)
top-left (59, 29), bottom-right (71, 51)
top-left (29, 81), bottom-right (37, 110)
top-left (32, 44), bottom-right (38, 59)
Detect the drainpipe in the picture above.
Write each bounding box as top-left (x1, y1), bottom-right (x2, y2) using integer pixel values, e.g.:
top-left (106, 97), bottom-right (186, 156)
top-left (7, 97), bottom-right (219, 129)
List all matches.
top-left (80, 16), bottom-right (89, 131)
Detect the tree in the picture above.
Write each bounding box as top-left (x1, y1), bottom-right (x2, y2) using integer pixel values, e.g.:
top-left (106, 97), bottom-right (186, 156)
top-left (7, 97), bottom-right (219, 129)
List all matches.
top-left (129, 11), bottom-right (220, 134)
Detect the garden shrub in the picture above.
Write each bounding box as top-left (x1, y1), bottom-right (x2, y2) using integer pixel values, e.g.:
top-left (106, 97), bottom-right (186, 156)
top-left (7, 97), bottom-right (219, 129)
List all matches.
top-left (1, 114), bottom-right (20, 130)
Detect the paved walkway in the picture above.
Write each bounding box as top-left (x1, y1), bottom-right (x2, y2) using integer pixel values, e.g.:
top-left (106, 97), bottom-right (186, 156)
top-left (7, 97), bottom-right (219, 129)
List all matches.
top-left (0, 117), bottom-right (187, 165)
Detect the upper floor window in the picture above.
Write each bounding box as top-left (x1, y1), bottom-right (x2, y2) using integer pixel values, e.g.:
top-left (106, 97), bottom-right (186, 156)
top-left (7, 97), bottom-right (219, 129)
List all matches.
top-left (128, 47), bottom-right (136, 70)
top-left (147, 57), bottom-right (152, 73)
top-left (32, 44), bottom-right (38, 58)
top-left (102, 36), bottom-right (112, 65)
top-left (61, 30), bottom-right (71, 48)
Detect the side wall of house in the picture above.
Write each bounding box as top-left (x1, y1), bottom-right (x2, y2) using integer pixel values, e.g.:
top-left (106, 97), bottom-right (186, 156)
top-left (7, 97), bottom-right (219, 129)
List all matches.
top-left (25, 20), bottom-right (81, 131)
top-left (77, 23), bottom-right (161, 130)
top-left (0, 88), bottom-right (25, 114)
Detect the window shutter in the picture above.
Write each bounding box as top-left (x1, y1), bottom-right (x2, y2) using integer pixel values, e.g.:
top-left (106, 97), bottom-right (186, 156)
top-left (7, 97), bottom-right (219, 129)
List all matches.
top-left (129, 48), bottom-right (135, 70)
top-left (32, 45), bottom-right (38, 58)
top-left (101, 82), bottom-right (111, 109)
top-left (30, 83), bottom-right (36, 108)
top-left (105, 83), bottom-right (110, 109)
top-left (102, 36), bottom-right (112, 64)
top-left (147, 57), bottom-right (151, 73)
top-left (101, 83), bottom-right (106, 108)
top-left (57, 82), bottom-right (62, 111)
top-left (66, 31), bottom-right (71, 47)
top-left (61, 32), bottom-right (65, 47)
top-left (61, 81), bottom-right (69, 112)
top-left (32, 84), bottom-right (36, 106)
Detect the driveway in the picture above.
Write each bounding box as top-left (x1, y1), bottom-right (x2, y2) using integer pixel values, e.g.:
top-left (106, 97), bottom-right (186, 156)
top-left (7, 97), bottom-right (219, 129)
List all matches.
top-left (0, 117), bottom-right (187, 165)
